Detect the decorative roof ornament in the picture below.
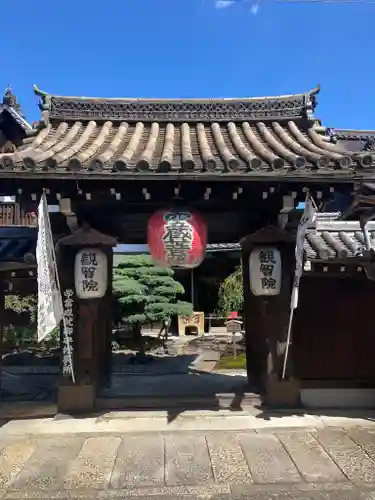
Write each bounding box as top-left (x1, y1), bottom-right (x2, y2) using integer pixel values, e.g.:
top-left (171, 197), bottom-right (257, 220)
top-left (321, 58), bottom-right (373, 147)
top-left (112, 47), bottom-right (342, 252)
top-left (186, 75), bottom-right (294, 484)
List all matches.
top-left (2, 86), bottom-right (22, 114)
top-left (326, 128), bottom-right (338, 144)
top-left (33, 84), bottom-right (324, 123)
top-left (304, 84), bottom-right (320, 119)
top-left (0, 86), bottom-right (33, 134)
top-left (363, 136), bottom-right (375, 153)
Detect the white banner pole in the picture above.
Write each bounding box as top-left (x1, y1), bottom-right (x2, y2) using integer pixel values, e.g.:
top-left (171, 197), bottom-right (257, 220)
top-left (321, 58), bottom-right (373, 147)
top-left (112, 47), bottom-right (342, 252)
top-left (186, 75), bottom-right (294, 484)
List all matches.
top-left (281, 307), bottom-right (295, 380)
top-left (37, 192), bottom-right (75, 382)
top-left (281, 193), bottom-right (317, 380)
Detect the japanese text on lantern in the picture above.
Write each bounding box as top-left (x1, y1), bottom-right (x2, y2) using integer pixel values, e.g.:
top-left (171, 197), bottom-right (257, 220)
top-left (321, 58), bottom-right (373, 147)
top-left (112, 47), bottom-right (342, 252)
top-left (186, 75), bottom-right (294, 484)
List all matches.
top-left (81, 251), bottom-right (99, 293)
top-left (74, 248), bottom-right (108, 299)
top-left (259, 249), bottom-right (277, 290)
top-left (162, 212), bottom-right (194, 267)
top-left (249, 247), bottom-right (281, 296)
top-left (62, 289), bottom-right (74, 376)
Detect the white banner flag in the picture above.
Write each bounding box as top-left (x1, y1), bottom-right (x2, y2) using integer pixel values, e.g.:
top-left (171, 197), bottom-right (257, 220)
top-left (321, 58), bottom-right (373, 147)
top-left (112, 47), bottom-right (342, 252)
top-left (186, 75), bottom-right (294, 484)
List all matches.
top-left (290, 194), bottom-right (317, 310)
top-left (36, 193), bottom-right (63, 341)
top-left (282, 194), bottom-right (318, 379)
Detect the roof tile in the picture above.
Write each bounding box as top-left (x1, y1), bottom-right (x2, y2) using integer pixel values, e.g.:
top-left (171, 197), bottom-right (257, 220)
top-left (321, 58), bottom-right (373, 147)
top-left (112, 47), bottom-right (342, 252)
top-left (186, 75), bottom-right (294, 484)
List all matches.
top-left (0, 120), bottom-right (372, 174)
top-left (0, 86), bottom-right (373, 176)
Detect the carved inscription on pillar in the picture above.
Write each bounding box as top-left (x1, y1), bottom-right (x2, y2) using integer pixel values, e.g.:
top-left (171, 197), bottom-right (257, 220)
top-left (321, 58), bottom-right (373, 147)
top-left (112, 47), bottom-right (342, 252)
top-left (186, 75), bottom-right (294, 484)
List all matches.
top-left (62, 288), bottom-right (74, 378)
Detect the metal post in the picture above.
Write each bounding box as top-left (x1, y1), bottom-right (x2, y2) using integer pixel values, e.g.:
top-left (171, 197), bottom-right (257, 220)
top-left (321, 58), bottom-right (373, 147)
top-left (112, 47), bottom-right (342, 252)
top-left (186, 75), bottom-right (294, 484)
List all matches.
top-left (282, 307), bottom-right (295, 380)
top-left (232, 332), bottom-right (237, 358)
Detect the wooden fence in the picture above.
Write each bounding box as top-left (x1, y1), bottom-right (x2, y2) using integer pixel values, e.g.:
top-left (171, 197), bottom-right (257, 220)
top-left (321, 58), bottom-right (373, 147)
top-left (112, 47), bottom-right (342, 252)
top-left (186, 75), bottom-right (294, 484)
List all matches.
top-left (0, 204), bottom-right (37, 227)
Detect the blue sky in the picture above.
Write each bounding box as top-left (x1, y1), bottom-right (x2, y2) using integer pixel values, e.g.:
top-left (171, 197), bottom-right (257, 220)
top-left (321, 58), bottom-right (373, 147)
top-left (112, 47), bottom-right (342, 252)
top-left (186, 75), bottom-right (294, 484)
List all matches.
top-left (1, 0), bottom-right (374, 129)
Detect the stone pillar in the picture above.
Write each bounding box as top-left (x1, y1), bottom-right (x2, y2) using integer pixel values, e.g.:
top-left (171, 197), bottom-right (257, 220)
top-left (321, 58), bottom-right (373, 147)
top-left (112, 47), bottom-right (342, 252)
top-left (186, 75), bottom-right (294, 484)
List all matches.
top-left (241, 225), bottom-right (300, 407)
top-left (56, 225), bottom-right (116, 413)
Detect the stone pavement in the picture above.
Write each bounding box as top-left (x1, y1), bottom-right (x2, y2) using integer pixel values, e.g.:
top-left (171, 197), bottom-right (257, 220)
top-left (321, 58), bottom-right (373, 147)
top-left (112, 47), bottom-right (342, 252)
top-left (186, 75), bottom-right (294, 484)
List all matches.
top-left (0, 423), bottom-right (375, 499)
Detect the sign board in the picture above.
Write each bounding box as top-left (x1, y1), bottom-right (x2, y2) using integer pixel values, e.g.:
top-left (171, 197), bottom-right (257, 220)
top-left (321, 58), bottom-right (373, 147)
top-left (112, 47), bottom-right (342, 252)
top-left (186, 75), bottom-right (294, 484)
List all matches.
top-left (75, 248), bottom-right (108, 299)
top-left (249, 247), bottom-right (282, 296)
top-left (178, 311), bottom-right (205, 336)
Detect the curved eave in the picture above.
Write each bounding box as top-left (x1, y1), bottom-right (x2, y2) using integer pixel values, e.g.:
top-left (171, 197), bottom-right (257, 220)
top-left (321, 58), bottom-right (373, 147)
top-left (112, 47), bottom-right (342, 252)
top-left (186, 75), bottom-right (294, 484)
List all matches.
top-left (0, 106), bottom-right (33, 132)
top-left (0, 118), bottom-right (372, 176)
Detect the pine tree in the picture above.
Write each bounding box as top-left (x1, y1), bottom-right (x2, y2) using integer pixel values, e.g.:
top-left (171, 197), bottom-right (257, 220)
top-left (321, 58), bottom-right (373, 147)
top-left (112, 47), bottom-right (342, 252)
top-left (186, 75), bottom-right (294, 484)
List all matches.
top-left (217, 264), bottom-right (244, 316)
top-left (113, 255), bottom-right (193, 355)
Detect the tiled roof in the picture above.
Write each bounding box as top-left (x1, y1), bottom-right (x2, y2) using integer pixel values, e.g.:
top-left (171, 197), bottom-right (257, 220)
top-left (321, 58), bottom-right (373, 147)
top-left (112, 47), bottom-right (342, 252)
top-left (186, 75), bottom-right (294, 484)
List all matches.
top-left (0, 88), bottom-right (32, 132)
top-left (304, 229), bottom-right (370, 260)
top-left (0, 106), bottom-right (33, 132)
top-left (210, 218), bottom-right (375, 262)
top-left (0, 117), bottom-right (372, 174)
top-left (206, 230), bottom-right (375, 261)
top-left (0, 85), bottom-right (373, 176)
top-left (303, 219), bottom-right (375, 261)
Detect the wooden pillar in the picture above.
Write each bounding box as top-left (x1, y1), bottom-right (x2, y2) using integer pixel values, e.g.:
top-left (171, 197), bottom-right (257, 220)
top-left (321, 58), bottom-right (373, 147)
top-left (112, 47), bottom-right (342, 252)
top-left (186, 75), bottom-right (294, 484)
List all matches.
top-left (241, 225), bottom-right (300, 407)
top-left (0, 279), bottom-right (4, 398)
top-left (56, 225), bottom-right (116, 414)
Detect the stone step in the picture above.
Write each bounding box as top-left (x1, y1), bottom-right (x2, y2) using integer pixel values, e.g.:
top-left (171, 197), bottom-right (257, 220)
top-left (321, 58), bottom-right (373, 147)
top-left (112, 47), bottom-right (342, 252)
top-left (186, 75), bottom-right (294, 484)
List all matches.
top-left (95, 392), bottom-right (262, 411)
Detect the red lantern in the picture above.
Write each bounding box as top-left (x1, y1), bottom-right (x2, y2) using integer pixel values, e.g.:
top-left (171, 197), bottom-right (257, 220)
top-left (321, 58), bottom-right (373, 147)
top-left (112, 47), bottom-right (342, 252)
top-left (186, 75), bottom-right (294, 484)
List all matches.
top-left (147, 208), bottom-right (207, 269)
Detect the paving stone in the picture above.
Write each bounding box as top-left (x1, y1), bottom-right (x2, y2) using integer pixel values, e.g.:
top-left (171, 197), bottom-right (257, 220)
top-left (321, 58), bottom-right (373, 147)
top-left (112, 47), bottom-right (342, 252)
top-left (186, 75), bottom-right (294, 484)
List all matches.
top-left (277, 431), bottom-right (345, 482)
top-left (0, 439), bottom-right (37, 490)
top-left (230, 483), bottom-right (368, 500)
top-left (2, 485), bottom-right (369, 500)
top-left (346, 429), bottom-right (375, 459)
top-left (11, 437), bottom-right (85, 490)
top-left (3, 488), bottom-right (230, 500)
top-left (64, 436), bottom-right (121, 490)
top-left (0, 438), bottom-right (8, 453)
top-left (99, 485), bottom-right (230, 498)
top-left (315, 429), bottom-right (375, 483)
top-left (238, 433), bottom-right (302, 484)
top-left (279, 488), bottom-right (368, 500)
top-left (4, 492), bottom-right (95, 499)
top-left (206, 433), bottom-right (252, 484)
top-left (165, 433), bottom-right (213, 485)
top-left (110, 435), bottom-right (164, 488)
top-left (362, 489), bottom-right (375, 500)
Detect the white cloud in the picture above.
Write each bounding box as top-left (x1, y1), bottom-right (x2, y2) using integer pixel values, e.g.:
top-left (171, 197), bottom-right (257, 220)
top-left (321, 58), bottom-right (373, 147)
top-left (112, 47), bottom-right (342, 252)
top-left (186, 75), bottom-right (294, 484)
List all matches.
top-left (250, 1), bottom-right (260, 15)
top-left (214, 0), bottom-right (261, 14)
top-left (215, 0), bottom-right (235, 8)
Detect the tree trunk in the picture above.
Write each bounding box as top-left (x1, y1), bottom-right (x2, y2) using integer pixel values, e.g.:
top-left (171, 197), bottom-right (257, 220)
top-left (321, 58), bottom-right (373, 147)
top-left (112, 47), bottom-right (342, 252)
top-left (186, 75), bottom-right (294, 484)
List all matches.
top-left (133, 323), bottom-right (145, 357)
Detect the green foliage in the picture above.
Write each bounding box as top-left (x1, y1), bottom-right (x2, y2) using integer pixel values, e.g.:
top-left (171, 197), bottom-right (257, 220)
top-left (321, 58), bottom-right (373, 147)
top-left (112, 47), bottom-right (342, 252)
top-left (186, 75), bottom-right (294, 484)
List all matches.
top-left (5, 295), bottom-right (37, 319)
top-left (217, 264), bottom-right (244, 316)
top-left (216, 353), bottom-right (247, 370)
top-left (3, 295), bottom-right (59, 348)
top-left (3, 295), bottom-right (37, 346)
top-left (113, 255), bottom-right (193, 325)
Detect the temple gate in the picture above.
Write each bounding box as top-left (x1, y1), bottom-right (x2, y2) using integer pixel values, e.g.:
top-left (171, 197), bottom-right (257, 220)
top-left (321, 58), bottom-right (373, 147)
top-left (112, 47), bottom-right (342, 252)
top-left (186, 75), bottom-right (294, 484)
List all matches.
top-left (0, 85), bottom-right (375, 412)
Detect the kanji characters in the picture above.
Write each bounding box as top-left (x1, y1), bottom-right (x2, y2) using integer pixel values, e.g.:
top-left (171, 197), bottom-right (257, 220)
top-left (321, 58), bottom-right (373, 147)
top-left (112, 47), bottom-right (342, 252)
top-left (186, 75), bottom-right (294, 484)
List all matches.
top-left (162, 212), bottom-right (194, 266)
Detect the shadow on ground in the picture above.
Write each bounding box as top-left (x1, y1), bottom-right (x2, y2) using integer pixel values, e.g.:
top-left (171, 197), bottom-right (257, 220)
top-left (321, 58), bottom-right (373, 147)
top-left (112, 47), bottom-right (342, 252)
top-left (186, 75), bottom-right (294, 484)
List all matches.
top-left (2, 336), bottom-right (375, 426)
